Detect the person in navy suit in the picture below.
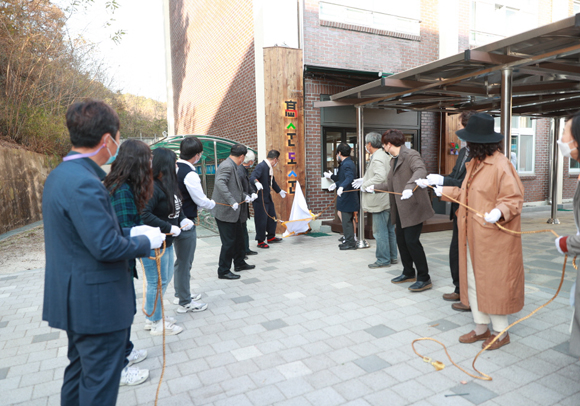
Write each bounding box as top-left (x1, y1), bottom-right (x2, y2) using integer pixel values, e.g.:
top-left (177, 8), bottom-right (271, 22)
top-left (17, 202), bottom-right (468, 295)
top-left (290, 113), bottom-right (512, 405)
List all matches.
top-left (42, 100), bottom-right (165, 406)
top-left (250, 150), bottom-right (287, 248)
top-left (325, 143), bottom-right (359, 250)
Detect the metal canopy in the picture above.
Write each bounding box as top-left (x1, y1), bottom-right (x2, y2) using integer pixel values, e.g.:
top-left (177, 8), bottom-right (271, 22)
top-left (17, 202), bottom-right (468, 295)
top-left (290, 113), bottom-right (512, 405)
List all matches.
top-left (315, 14), bottom-right (580, 118)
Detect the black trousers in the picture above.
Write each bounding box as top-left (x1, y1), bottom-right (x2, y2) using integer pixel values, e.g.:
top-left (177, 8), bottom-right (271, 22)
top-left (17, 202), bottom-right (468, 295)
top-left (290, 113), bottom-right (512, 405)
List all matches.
top-left (449, 215), bottom-right (460, 294)
top-left (62, 328), bottom-right (128, 406)
top-left (242, 221), bottom-right (250, 253)
top-left (341, 211), bottom-right (355, 245)
top-left (253, 198), bottom-right (277, 242)
top-left (395, 215), bottom-right (430, 282)
top-left (216, 218), bottom-right (245, 276)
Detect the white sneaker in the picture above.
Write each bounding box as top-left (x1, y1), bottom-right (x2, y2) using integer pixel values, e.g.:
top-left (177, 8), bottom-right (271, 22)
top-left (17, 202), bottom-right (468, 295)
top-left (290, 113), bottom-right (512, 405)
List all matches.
top-left (150, 320), bottom-right (183, 336)
top-left (127, 349), bottom-right (147, 366)
top-left (120, 365), bottom-right (149, 386)
top-left (176, 300), bottom-right (208, 314)
top-left (144, 315), bottom-right (176, 331)
top-left (173, 293), bottom-right (202, 305)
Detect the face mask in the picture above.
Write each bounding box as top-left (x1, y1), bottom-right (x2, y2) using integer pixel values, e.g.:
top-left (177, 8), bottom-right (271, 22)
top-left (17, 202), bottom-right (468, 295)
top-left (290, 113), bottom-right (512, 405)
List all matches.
top-left (62, 143), bottom-right (106, 162)
top-left (273, 160), bottom-right (278, 168)
top-left (105, 136), bottom-right (120, 165)
top-left (365, 145), bottom-right (370, 154)
top-left (458, 138), bottom-right (467, 149)
top-left (193, 153), bottom-right (201, 165)
top-left (557, 139), bottom-right (577, 158)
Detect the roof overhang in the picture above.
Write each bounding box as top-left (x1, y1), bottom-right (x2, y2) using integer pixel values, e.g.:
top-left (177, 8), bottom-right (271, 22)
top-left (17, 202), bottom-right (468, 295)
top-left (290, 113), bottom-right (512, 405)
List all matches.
top-left (151, 135), bottom-right (257, 162)
top-left (315, 14), bottom-right (580, 118)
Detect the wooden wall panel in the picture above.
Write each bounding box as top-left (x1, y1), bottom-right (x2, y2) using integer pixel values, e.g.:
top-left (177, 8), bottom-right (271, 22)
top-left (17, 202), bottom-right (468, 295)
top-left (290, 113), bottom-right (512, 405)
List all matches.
top-left (442, 113), bottom-right (462, 174)
top-left (263, 47), bottom-right (305, 233)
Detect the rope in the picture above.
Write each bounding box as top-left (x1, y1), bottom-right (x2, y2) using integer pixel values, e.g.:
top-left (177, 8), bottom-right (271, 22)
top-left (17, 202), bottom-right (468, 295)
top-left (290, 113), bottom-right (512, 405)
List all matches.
top-left (409, 184), bottom-right (574, 381)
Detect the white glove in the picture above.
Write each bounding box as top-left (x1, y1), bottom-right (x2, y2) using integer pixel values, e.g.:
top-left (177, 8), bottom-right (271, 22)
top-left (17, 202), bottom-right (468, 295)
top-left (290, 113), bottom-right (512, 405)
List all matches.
top-left (401, 189), bottom-right (413, 200)
top-left (414, 179), bottom-right (429, 189)
top-left (433, 186), bottom-right (443, 197)
top-left (328, 183), bottom-right (337, 191)
top-left (484, 208), bottom-right (502, 224)
top-left (245, 195), bottom-right (252, 203)
top-left (255, 181), bottom-right (263, 191)
top-left (170, 225), bottom-right (181, 237)
top-left (324, 171), bottom-right (333, 179)
top-left (280, 190), bottom-right (287, 198)
top-left (232, 202), bottom-right (239, 211)
top-left (555, 236), bottom-right (566, 255)
top-left (180, 218), bottom-right (194, 231)
top-left (130, 225), bottom-right (157, 237)
top-left (426, 174), bottom-right (444, 186)
top-left (365, 185), bottom-right (375, 194)
top-left (250, 193), bottom-right (258, 202)
top-left (142, 227), bottom-right (165, 249)
top-left (352, 178), bottom-right (363, 189)
top-left (337, 187), bottom-right (344, 197)
top-left (208, 199), bottom-right (216, 210)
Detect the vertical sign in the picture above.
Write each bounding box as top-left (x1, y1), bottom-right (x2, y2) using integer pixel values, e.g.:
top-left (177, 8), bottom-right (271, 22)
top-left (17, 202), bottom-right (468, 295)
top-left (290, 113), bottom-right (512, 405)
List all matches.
top-left (263, 47), bottom-right (304, 233)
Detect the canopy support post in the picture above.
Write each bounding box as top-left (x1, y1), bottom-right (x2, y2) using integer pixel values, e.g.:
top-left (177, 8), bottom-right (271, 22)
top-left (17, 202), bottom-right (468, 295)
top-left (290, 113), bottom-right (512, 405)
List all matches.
top-left (548, 118), bottom-right (561, 224)
top-left (356, 106), bottom-right (370, 249)
top-left (500, 68), bottom-right (513, 158)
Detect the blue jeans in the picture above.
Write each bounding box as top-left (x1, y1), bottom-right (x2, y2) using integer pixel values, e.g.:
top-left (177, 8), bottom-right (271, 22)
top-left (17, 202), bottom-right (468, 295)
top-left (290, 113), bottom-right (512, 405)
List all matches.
top-left (372, 209), bottom-right (397, 265)
top-left (142, 245), bottom-right (174, 322)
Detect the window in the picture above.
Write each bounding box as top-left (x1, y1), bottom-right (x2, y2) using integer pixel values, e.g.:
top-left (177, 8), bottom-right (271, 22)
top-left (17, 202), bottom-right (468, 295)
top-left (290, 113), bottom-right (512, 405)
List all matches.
top-left (470, 1), bottom-right (538, 46)
top-left (319, 0), bottom-right (421, 37)
top-left (494, 116), bottom-right (535, 174)
top-left (575, 1), bottom-right (580, 14)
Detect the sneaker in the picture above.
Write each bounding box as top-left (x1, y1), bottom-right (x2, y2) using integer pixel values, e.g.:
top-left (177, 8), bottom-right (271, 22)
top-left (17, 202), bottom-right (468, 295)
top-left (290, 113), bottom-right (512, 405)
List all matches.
top-left (150, 320), bottom-right (183, 336)
top-left (173, 294), bottom-right (202, 305)
top-left (177, 300), bottom-right (208, 313)
top-left (368, 262), bottom-right (390, 269)
top-left (120, 365), bottom-right (149, 386)
top-left (144, 315), bottom-right (176, 330)
top-left (391, 259), bottom-right (399, 264)
top-left (126, 349), bottom-right (147, 366)
top-left (338, 236), bottom-right (345, 242)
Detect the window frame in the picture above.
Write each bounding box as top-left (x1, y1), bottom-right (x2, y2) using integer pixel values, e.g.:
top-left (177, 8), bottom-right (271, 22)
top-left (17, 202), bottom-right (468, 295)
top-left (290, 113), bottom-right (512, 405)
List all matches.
top-left (494, 116), bottom-right (536, 175)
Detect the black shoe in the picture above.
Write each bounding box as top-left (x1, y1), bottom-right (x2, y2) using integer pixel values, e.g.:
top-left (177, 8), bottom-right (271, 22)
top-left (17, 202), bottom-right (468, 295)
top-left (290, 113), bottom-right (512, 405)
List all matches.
top-left (339, 243), bottom-right (357, 250)
top-left (246, 250), bottom-right (258, 256)
top-left (235, 264), bottom-right (255, 272)
top-left (267, 237), bottom-right (282, 243)
top-left (338, 236), bottom-right (345, 242)
top-left (391, 274), bottom-right (417, 284)
top-left (409, 280), bottom-right (433, 292)
top-left (244, 256), bottom-right (248, 260)
top-left (218, 272), bottom-right (240, 280)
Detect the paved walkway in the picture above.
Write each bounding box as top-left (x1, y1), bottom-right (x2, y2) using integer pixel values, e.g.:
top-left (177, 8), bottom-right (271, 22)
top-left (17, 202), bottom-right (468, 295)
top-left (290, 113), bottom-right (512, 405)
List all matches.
top-left (1, 209), bottom-right (580, 405)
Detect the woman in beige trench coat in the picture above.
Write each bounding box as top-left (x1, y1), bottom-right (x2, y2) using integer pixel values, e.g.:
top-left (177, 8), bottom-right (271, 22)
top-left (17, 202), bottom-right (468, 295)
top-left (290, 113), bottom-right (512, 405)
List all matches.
top-left (433, 113), bottom-right (525, 350)
top-left (554, 112), bottom-right (580, 357)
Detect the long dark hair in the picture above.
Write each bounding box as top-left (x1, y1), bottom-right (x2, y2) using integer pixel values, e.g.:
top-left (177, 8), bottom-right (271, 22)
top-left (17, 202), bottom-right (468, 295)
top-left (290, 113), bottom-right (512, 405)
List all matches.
top-left (467, 141), bottom-right (503, 162)
top-left (152, 147), bottom-right (181, 215)
top-left (566, 111), bottom-right (580, 145)
top-left (104, 139), bottom-right (153, 213)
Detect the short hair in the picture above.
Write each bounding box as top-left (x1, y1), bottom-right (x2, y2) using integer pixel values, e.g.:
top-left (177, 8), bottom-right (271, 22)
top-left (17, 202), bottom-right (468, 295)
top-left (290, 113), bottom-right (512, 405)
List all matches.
top-left (180, 136), bottom-right (203, 160)
top-left (365, 132), bottom-right (382, 149)
top-left (267, 150), bottom-right (280, 159)
top-left (566, 112), bottom-right (580, 147)
top-left (382, 129), bottom-right (405, 147)
top-left (244, 150), bottom-right (256, 163)
top-left (230, 144), bottom-right (247, 157)
top-left (66, 99), bottom-right (120, 148)
top-left (336, 143), bottom-right (351, 157)
top-left (459, 110), bottom-right (476, 128)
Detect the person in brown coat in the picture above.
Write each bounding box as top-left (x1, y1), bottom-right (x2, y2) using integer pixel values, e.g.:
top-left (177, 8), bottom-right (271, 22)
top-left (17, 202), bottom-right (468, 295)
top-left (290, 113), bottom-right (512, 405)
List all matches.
top-left (436, 113), bottom-right (525, 350)
top-left (366, 129), bottom-right (434, 292)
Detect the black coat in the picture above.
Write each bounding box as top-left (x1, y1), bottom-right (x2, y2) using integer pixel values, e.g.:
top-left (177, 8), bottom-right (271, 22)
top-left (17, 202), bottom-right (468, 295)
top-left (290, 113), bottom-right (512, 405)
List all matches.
top-left (331, 157), bottom-right (359, 213)
top-left (443, 147), bottom-right (471, 220)
top-left (237, 164), bottom-right (255, 219)
top-left (249, 160), bottom-right (280, 204)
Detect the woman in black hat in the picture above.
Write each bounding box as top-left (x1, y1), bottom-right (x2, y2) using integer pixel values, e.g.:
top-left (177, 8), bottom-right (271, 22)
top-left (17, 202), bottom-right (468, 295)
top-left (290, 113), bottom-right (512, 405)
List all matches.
top-left (425, 112), bottom-right (525, 350)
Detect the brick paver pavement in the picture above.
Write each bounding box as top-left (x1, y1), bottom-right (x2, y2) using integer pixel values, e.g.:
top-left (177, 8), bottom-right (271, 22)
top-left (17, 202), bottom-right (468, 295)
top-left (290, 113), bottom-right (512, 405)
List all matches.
top-left (1, 209), bottom-right (579, 405)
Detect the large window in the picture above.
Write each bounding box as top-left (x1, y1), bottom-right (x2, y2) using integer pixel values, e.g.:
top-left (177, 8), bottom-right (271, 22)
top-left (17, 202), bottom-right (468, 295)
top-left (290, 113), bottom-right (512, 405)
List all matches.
top-left (575, 1), bottom-right (580, 14)
top-left (494, 116), bottom-right (535, 174)
top-left (470, 0), bottom-right (538, 46)
top-left (319, 0), bottom-right (421, 36)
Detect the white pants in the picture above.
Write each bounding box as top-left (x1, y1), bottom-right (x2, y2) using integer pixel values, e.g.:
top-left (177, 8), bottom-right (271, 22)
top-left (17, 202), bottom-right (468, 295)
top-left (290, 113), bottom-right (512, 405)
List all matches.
top-left (467, 241), bottom-right (509, 332)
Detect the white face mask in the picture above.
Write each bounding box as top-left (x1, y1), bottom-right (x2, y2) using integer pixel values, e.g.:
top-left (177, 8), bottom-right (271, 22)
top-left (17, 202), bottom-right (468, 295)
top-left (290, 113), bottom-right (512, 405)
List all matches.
top-left (557, 139), bottom-right (577, 158)
top-left (365, 144), bottom-right (370, 154)
top-left (193, 153), bottom-right (201, 165)
top-left (459, 138), bottom-right (467, 149)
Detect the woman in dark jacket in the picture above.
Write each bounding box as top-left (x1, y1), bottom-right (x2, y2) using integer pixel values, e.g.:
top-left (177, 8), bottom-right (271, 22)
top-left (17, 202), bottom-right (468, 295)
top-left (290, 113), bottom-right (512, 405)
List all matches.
top-left (367, 129), bottom-right (434, 292)
top-left (141, 148), bottom-right (193, 336)
top-left (104, 139), bottom-right (153, 385)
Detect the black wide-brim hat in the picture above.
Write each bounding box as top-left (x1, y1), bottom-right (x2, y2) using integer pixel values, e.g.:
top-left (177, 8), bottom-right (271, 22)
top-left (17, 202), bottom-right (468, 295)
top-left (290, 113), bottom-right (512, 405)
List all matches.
top-left (456, 112), bottom-right (504, 144)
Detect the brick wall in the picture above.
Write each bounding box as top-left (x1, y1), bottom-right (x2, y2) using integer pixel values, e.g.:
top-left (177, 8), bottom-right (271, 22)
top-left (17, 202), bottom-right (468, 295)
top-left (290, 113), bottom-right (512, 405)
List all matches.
top-left (170, 0), bottom-right (257, 149)
top-left (420, 112), bottom-right (440, 174)
top-left (520, 119), bottom-right (550, 202)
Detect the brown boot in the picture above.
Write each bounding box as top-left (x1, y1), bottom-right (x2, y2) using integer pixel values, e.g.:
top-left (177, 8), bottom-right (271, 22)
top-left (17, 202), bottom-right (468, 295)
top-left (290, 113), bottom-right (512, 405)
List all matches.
top-left (482, 333), bottom-right (510, 350)
top-left (442, 292), bottom-right (460, 301)
top-left (459, 329), bottom-right (490, 344)
top-left (452, 302), bottom-right (471, 312)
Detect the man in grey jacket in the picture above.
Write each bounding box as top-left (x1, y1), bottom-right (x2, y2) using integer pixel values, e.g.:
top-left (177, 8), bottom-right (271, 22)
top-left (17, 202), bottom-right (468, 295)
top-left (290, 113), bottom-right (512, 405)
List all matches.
top-left (212, 144), bottom-right (256, 280)
top-left (353, 132), bottom-right (398, 268)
